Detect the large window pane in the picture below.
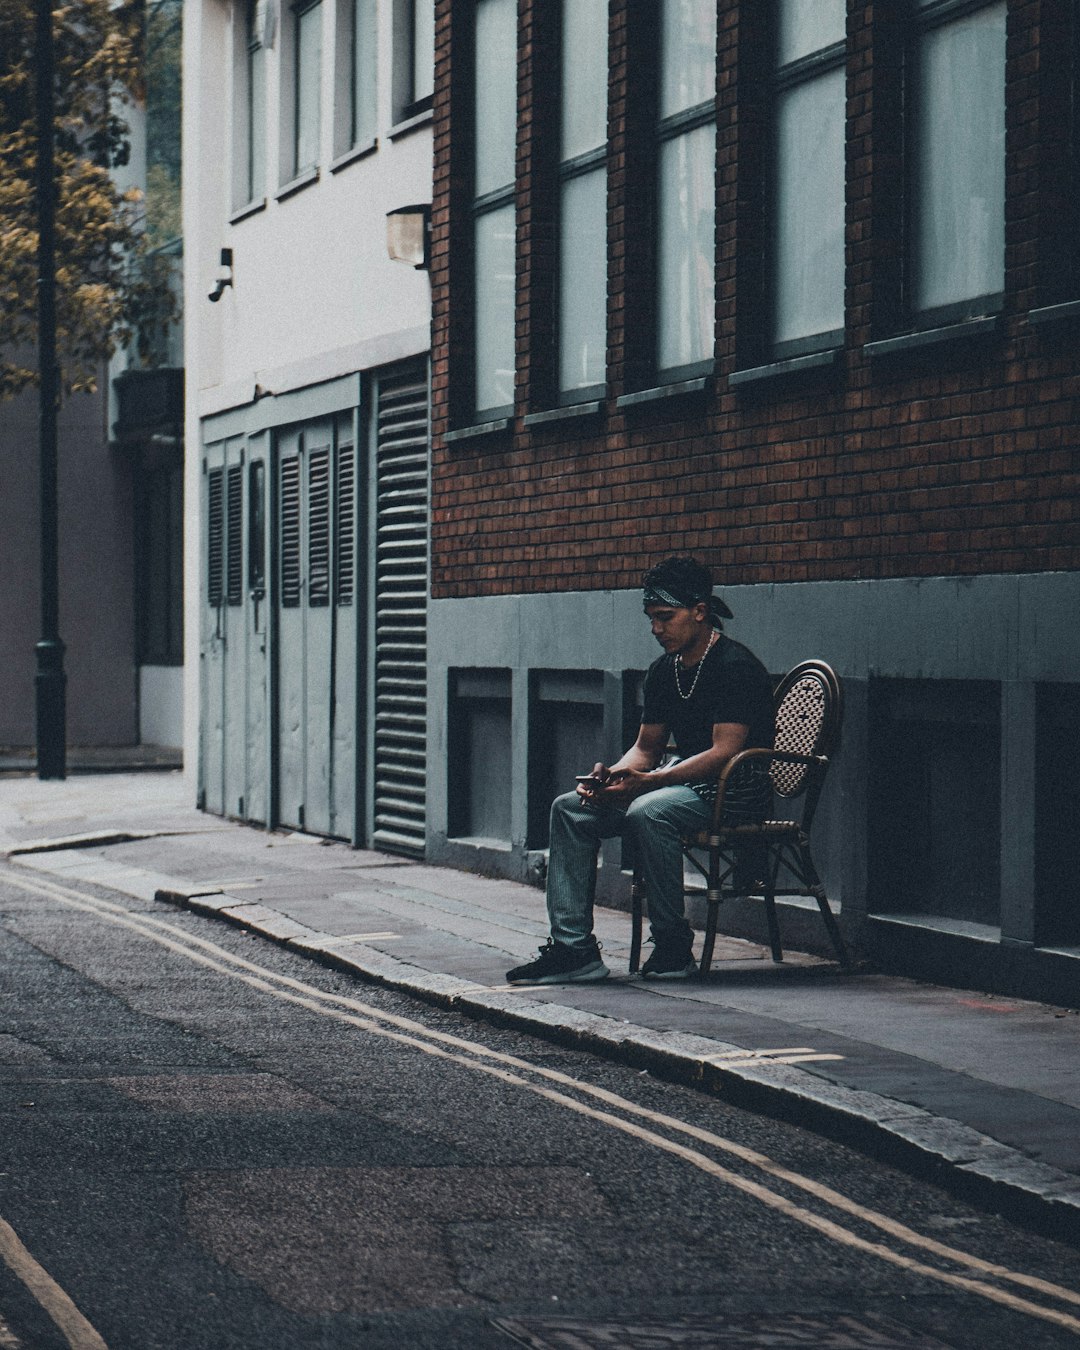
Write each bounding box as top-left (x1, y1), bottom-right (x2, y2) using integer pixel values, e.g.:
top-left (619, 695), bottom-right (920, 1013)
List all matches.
top-left (775, 0), bottom-right (845, 66)
top-left (474, 0), bottom-right (516, 196)
top-left (660, 0), bottom-right (716, 119)
top-left (561, 0), bottom-right (607, 160)
top-left (248, 36), bottom-right (265, 198)
top-left (474, 205), bottom-right (516, 413)
top-left (559, 170), bottom-right (607, 392)
top-left (352, 0), bottom-right (376, 146)
top-left (412, 0), bottom-right (435, 104)
top-left (911, 4), bottom-right (1006, 313)
top-left (772, 67), bottom-right (845, 345)
top-left (295, 1), bottom-right (322, 174)
top-left (657, 121), bottom-right (715, 372)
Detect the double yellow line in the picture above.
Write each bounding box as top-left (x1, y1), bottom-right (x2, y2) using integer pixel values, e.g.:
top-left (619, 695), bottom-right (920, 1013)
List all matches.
top-left (3, 865), bottom-right (1080, 1344)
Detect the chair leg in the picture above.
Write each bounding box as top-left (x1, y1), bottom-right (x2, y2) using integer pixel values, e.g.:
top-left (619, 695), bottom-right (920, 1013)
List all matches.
top-left (763, 859), bottom-right (783, 964)
top-left (700, 886), bottom-right (721, 977)
top-left (799, 844), bottom-right (850, 969)
top-left (630, 870), bottom-right (644, 973)
top-left (697, 844), bottom-right (723, 977)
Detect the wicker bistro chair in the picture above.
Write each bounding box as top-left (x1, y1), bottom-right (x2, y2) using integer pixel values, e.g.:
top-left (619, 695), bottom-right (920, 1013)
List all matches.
top-left (630, 660), bottom-right (850, 978)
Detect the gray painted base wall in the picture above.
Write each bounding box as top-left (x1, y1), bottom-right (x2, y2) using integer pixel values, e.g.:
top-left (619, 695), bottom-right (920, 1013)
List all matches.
top-left (0, 382), bottom-right (137, 747)
top-left (427, 571), bottom-right (1080, 1003)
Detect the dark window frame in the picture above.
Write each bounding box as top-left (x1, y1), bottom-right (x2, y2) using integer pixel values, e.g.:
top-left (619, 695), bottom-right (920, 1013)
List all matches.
top-left (401, 0), bottom-right (435, 121)
top-left (765, 30), bottom-right (847, 361)
top-left (246, 0), bottom-right (265, 200)
top-left (649, 0), bottom-right (718, 386)
top-left (900, 0), bottom-right (1007, 331)
top-left (292, 0), bottom-right (324, 178)
top-left (552, 0), bottom-right (608, 407)
top-left (466, 0), bottom-right (517, 423)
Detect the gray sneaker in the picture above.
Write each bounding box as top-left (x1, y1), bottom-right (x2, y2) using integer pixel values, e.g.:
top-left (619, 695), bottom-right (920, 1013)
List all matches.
top-left (640, 937), bottom-right (697, 980)
top-left (506, 939), bottom-right (609, 985)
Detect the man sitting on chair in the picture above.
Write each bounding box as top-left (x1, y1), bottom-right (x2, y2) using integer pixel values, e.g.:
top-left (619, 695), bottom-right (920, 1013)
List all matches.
top-left (507, 555), bottom-right (774, 985)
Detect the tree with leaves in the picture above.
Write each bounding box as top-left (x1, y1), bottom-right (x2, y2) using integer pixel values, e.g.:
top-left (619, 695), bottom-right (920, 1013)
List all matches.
top-left (0, 0), bottom-right (176, 400)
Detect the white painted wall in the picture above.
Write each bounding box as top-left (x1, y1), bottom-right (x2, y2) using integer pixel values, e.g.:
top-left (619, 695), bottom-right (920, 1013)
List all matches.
top-left (139, 665), bottom-right (184, 748)
top-left (182, 0), bottom-right (433, 787)
top-left (187, 0), bottom-right (431, 401)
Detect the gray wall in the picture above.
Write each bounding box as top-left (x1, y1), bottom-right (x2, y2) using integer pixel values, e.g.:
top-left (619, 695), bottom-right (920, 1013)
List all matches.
top-left (427, 571), bottom-right (1080, 999)
top-left (0, 381), bottom-right (137, 747)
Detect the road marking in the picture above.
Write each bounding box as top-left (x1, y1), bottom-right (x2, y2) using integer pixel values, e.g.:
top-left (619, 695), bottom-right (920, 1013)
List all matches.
top-left (5, 866), bottom-right (1080, 1336)
top-left (320, 931), bottom-right (402, 943)
top-left (701, 1047), bottom-right (847, 1066)
top-left (0, 1216), bottom-right (108, 1350)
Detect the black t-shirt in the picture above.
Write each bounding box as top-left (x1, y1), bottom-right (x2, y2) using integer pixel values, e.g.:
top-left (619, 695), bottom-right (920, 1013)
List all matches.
top-left (641, 634), bottom-right (774, 801)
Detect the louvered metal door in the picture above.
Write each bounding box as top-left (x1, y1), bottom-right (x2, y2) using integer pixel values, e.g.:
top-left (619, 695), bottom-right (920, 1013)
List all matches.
top-left (200, 436), bottom-right (268, 820)
top-left (372, 365), bottom-right (429, 855)
top-left (274, 417), bottom-right (357, 839)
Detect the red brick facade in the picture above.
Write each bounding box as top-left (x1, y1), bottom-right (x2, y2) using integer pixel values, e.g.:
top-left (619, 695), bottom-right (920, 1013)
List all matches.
top-left (430, 0), bottom-right (1080, 599)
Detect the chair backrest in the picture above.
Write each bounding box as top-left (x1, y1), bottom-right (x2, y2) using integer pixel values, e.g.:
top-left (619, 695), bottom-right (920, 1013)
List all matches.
top-left (769, 661), bottom-right (843, 801)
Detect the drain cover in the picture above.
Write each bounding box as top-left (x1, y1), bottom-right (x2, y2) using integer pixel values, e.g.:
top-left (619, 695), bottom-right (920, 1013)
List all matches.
top-left (492, 1312), bottom-right (957, 1349)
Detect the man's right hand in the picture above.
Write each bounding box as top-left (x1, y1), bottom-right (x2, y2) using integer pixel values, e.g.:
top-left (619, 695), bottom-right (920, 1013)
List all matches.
top-left (575, 763), bottom-right (610, 800)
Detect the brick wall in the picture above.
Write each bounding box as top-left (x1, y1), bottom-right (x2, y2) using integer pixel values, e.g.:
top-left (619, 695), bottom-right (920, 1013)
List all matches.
top-left (429, 0), bottom-right (1080, 599)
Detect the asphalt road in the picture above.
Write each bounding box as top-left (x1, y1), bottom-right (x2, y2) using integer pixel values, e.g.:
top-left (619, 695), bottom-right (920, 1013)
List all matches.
top-left (1, 864), bottom-right (1079, 1350)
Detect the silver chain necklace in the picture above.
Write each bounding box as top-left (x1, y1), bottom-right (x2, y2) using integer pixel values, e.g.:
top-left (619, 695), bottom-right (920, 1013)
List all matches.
top-left (674, 630), bottom-right (717, 701)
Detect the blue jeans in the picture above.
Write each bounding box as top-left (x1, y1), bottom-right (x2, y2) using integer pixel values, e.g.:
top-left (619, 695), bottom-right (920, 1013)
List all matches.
top-left (545, 786), bottom-right (712, 951)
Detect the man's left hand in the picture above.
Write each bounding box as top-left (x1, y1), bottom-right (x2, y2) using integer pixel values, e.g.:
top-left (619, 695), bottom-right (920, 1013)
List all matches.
top-left (602, 768), bottom-right (654, 804)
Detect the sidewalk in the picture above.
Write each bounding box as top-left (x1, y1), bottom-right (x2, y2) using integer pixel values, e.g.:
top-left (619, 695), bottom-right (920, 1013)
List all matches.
top-left (1, 771), bottom-right (1078, 1245)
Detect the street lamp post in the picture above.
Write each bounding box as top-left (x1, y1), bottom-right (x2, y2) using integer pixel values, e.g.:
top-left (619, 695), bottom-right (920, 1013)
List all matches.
top-left (34, 0), bottom-right (67, 780)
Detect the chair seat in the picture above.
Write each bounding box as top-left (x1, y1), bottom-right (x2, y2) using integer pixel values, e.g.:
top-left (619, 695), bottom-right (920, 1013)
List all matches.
top-left (684, 820), bottom-right (801, 848)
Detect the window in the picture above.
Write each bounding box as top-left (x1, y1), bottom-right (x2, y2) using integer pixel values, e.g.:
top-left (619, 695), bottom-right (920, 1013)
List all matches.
top-left (233, 0), bottom-right (266, 208)
top-left (1035, 3), bottom-right (1080, 305)
top-left (394, 0), bottom-right (434, 122)
top-left (292, 0), bottom-right (323, 178)
top-left (557, 0), bottom-right (607, 400)
top-left (411, 0), bottom-right (435, 108)
top-left (336, 0), bottom-right (376, 157)
top-left (769, 0), bottom-right (846, 356)
top-left (907, 0), bottom-right (1006, 323)
top-left (655, 0), bottom-right (716, 377)
top-left (470, 0), bottom-right (517, 418)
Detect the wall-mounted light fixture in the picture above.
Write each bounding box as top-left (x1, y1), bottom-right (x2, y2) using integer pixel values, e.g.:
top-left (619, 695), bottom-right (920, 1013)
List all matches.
top-left (386, 205), bottom-right (431, 270)
top-left (208, 248), bottom-right (234, 303)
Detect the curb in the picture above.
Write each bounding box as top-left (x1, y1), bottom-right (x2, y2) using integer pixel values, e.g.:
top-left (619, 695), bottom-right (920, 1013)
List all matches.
top-left (3, 830), bottom-right (161, 859)
top-left (153, 880), bottom-right (1080, 1249)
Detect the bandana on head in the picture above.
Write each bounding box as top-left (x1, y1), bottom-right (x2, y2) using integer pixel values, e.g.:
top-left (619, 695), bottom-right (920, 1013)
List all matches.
top-left (642, 584), bottom-right (708, 610)
top-left (643, 583), bottom-right (734, 620)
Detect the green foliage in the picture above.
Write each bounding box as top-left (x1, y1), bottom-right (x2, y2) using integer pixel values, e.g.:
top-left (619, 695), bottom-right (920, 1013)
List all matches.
top-left (0, 0), bottom-right (180, 400)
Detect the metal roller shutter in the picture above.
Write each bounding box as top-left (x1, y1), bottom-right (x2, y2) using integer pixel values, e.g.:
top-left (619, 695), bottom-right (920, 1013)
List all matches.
top-left (373, 365), bottom-right (429, 856)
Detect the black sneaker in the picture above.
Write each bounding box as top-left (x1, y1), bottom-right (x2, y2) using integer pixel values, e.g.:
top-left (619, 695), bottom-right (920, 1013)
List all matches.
top-left (506, 939), bottom-right (609, 985)
top-left (640, 934), bottom-right (697, 980)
